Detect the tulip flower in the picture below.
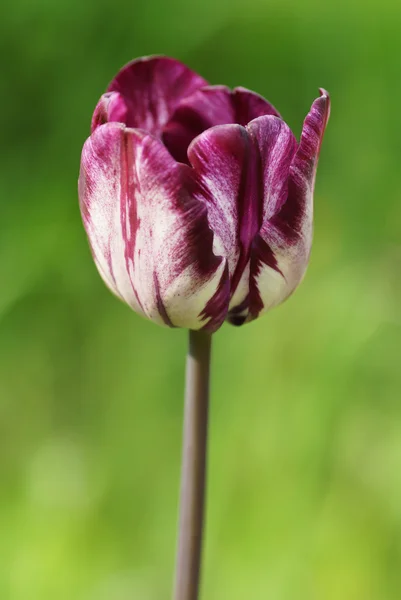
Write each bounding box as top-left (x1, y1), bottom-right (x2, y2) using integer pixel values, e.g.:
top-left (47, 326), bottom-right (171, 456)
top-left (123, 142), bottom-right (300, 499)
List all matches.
top-left (78, 55), bottom-right (329, 600)
top-left (79, 56), bottom-right (330, 333)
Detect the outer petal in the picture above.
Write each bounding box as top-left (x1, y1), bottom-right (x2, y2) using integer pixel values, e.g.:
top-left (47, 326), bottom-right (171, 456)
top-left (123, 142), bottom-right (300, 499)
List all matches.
top-left (107, 56), bottom-right (208, 137)
top-left (163, 85), bottom-right (281, 163)
top-left (79, 122), bottom-right (229, 331)
top-left (187, 116), bottom-right (296, 322)
top-left (248, 90), bottom-right (331, 320)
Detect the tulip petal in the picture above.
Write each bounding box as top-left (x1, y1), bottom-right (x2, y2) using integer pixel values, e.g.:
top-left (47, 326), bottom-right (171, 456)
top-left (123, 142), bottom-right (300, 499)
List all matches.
top-left (91, 92), bottom-right (129, 133)
top-left (163, 85), bottom-right (281, 163)
top-left (188, 117), bottom-right (297, 323)
top-left (188, 124), bottom-right (255, 313)
top-left (248, 90), bottom-right (330, 320)
top-left (79, 122), bottom-right (229, 331)
top-left (107, 56), bottom-right (208, 137)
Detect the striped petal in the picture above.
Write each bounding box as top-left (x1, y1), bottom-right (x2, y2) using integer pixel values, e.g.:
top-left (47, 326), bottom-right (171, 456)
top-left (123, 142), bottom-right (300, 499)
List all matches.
top-left (188, 117), bottom-right (297, 324)
top-left (248, 89), bottom-right (331, 321)
top-left (107, 56), bottom-right (208, 137)
top-left (163, 85), bottom-right (280, 163)
top-left (79, 122), bottom-right (229, 331)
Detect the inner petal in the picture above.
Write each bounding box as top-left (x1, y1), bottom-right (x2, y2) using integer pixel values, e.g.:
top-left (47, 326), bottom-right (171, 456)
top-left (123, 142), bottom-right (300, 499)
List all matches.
top-left (107, 56), bottom-right (208, 136)
top-left (162, 85), bottom-right (281, 164)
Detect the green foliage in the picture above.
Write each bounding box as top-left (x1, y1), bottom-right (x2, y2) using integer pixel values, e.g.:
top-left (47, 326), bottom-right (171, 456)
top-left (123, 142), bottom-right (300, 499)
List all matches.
top-left (1, 0), bottom-right (401, 598)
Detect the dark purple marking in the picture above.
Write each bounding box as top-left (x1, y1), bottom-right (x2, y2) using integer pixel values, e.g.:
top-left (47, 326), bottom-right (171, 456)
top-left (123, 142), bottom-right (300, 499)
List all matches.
top-left (248, 233), bottom-right (283, 320)
top-left (120, 129), bottom-right (144, 312)
top-left (228, 314), bottom-right (247, 327)
top-left (294, 90), bottom-right (330, 181)
top-left (123, 131), bottom-right (227, 329)
top-left (269, 91), bottom-right (330, 246)
top-left (159, 163), bottom-right (224, 282)
top-left (228, 295), bottom-right (249, 315)
top-left (199, 264), bottom-right (230, 332)
top-left (227, 295), bottom-right (250, 326)
top-left (153, 272), bottom-right (175, 327)
top-left (188, 122), bottom-right (278, 321)
top-left (268, 177), bottom-right (305, 245)
top-left (229, 128), bottom-right (264, 300)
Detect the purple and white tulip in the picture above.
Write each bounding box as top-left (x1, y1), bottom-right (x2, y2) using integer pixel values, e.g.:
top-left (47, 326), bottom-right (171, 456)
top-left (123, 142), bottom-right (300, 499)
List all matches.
top-left (79, 56), bottom-right (330, 332)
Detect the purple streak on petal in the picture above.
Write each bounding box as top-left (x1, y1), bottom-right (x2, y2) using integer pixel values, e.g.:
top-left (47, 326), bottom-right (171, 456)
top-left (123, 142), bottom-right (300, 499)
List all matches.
top-left (79, 123), bottom-right (146, 315)
top-left (153, 271), bottom-right (175, 327)
top-left (267, 89), bottom-right (330, 244)
top-left (188, 124), bottom-right (260, 311)
top-left (79, 121), bottom-right (230, 329)
top-left (228, 296), bottom-right (249, 315)
top-left (294, 89), bottom-right (330, 182)
top-left (229, 129), bottom-right (262, 299)
top-left (91, 92), bottom-right (129, 132)
top-left (120, 128), bottom-right (145, 312)
top-left (128, 129), bottom-right (230, 328)
top-left (247, 116), bottom-right (298, 222)
top-left (226, 294), bottom-right (250, 326)
top-left (247, 91), bottom-right (330, 320)
top-left (107, 56), bottom-right (208, 137)
top-left (239, 116), bottom-right (296, 320)
top-left (188, 117), bottom-right (295, 322)
top-left (288, 89), bottom-right (330, 209)
top-left (200, 264), bottom-right (230, 332)
top-left (247, 233), bottom-right (284, 320)
top-left (122, 127), bottom-right (229, 328)
top-left (163, 85), bottom-right (280, 164)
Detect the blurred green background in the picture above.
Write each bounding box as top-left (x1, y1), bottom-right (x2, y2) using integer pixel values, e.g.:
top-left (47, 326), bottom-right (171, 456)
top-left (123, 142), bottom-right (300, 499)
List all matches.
top-left (1, 0), bottom-right (401, 598)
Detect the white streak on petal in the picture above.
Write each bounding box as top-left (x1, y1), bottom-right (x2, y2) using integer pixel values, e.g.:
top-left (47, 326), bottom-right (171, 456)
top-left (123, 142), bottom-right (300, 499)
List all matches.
top-left (79, 126), bottom-right (145, 317)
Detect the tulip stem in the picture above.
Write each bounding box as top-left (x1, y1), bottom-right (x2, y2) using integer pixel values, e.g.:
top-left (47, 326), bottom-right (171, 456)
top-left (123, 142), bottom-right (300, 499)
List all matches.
top-left (174, 329), bottom-right (212, 600)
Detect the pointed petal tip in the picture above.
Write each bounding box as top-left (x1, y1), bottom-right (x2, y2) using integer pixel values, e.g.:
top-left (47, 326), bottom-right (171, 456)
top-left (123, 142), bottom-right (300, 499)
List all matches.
top-left (295, 88), bottom-right (330, 167)
top-left (317, 88), bottom-right (331, 125)
top-left (91, 92), bottom-right (129, 133)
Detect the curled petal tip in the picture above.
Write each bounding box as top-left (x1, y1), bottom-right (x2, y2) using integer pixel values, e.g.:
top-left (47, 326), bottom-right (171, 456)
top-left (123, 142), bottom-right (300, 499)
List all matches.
top-left (318, 88), bottom-right (331, 124)
top-left (91, 92), bottom-right (128, 133)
